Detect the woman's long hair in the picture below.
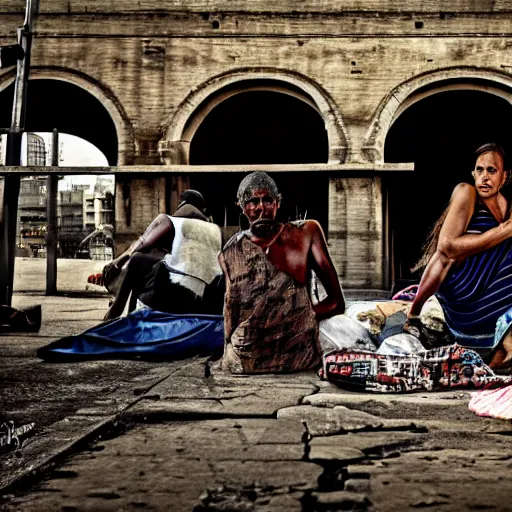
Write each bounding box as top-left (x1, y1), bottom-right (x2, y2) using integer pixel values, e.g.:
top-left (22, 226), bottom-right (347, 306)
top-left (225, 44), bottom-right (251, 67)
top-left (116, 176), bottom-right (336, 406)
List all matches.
top-left (412, 143), bottom-right (509, 273)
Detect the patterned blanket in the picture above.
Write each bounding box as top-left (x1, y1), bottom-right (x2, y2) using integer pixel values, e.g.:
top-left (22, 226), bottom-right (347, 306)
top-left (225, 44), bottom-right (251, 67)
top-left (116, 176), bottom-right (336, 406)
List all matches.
top-left (322, 344), bottom-right (512, 393)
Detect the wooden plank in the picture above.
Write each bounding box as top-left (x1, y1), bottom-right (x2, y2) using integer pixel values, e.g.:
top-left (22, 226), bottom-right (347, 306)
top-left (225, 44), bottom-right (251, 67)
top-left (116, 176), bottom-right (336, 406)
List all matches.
top-left (0, 163), bottom-right (414, 175)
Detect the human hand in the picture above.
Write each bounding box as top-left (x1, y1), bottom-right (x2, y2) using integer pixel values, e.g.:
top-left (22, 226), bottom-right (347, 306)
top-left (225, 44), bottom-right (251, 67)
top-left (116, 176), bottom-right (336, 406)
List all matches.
top-left (112, 253), bottom-right (129, 269)
top-left (403, 315), bottom-right (422, 338)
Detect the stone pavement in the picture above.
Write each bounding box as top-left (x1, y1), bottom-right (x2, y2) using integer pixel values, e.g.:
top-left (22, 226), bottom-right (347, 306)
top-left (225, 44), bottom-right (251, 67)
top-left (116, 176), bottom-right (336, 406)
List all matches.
top-left (2, 293), bottom-right (512, 511)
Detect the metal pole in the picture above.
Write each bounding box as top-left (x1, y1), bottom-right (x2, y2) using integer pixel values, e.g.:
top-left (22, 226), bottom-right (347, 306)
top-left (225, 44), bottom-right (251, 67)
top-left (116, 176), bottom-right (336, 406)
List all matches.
top-left (46, 129), bottom-right (58, 295)
top-left (0, 0), bottom-right (39, 306)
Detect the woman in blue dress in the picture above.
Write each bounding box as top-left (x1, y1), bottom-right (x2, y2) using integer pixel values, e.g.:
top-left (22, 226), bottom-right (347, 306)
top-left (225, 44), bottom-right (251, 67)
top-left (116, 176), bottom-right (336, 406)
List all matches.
top-left (409, 143), bottom-right (512, 369)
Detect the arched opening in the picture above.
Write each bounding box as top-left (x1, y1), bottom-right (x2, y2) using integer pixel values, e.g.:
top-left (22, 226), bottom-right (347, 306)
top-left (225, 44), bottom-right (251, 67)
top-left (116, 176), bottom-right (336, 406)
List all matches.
top-left (384, 88), bottom-right (512, 282)
top-left (188, 88), bottom-right (330, 232)
top-left (0, 79), bottom-right (118, 293)
top-left (0, 79), bottom-right (118, 165)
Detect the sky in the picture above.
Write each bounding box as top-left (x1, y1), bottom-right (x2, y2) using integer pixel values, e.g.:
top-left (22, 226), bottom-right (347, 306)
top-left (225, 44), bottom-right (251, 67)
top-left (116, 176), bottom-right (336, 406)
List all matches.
top-left (23, 132), bottom-right (114, 191)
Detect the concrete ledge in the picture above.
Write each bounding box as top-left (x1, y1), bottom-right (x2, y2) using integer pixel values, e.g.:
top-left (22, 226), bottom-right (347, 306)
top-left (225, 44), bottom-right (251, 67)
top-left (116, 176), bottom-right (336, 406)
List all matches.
top-left (0, 162), bottom-right (414, 175)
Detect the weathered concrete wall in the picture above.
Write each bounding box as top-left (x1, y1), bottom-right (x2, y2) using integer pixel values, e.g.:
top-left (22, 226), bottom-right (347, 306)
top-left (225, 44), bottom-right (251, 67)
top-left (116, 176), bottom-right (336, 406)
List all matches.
top-left (2, 5), bottom-right (511, 163)
top-left (114, 176), bottom-right (166, 254)
top-left (328, 177), bottom-right (383, 288)
top-left (1, 2), bottom-right (512, 285)
top-left (2, 1), bottom-right (512, 12)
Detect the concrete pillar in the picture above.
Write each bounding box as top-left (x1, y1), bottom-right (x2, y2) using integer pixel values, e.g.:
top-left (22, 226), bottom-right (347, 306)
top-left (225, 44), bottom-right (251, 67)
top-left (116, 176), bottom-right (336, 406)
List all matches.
top-left (114, 175), bottom-right (167, 255)
top-left (158, 136), bottom-right (191, 216)
top-left (328, 176), bottom-right (384, 289)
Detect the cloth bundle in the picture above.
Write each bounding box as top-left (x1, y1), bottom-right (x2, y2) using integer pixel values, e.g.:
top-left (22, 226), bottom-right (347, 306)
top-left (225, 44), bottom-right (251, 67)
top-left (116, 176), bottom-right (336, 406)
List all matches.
top-left (322, 344), bottom-right (512, 393)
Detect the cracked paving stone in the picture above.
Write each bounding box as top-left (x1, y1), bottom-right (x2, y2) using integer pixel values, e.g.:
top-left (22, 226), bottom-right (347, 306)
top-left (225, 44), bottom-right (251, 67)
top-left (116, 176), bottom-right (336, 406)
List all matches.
top-left (196, 486), bottom-right (304, 512)
top-left (345, 478), bottom-right (371, 493)
top-left (84, 489), bottom-right (121, 499)
top-left (367, 450), bottom-right (512, 511)
top-left (308, 444), bottom-right (367, 464)
top-left (127, 382), bottom-right (317, 418)
top-left (72, 420), bottom-right (307, 461)
top-left (345, 465), bottom-right (379, 479)
top-left (277, 405), bottom-right (420, 436)
top-left (311, 490), bottom-right (372, 508)
top-left (1, 418), bottom-right (321, 511)
top-left (310, 431), bottom-right (423, 457)
top-left (211, 460), bottom-right (323, 489)
top-left (256, 493), bottom-right (303, 511)
top-left (303, 390), bottom-right (472, 408)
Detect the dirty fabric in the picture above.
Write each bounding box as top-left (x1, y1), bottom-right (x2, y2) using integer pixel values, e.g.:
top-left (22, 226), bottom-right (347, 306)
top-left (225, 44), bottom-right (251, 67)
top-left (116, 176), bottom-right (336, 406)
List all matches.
top-left (37, 309), bottom-right (224, 361)
top-left (162, 216), bottom-right (222, 298)
top-left (469, 384), bottom-right (512, 420)
top-left (377, 333), bottom-right (426, 356)
top-left (219, 231), bottom-right (320, 374)
top-left (319, 314), bottom-right (377, 353)
top-left (437, 202), bottom-right (512, 355)
top-left (322, 344), bottom-right (512, 393)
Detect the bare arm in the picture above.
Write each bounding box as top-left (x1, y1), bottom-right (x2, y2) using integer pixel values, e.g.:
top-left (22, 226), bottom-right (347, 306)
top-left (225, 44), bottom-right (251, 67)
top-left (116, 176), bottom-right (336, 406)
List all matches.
top-left (439, 218), bottom-right (512, 261)
top-left (113, 214), bottom-right (175, 267)
top-left (410, 183), bottom-right (512, 315)
top-left (308, 220), bottom-right (346, 320)
top-left (409, 250), bottom-right (456, 315)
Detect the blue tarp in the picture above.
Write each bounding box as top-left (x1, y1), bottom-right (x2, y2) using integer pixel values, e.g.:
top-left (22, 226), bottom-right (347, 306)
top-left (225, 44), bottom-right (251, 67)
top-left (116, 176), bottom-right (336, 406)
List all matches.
top-left (37, 309), bottom-right (224, 361)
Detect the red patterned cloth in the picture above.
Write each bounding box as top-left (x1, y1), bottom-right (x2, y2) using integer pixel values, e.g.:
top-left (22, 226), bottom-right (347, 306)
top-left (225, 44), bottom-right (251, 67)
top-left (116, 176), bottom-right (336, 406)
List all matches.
top-left (322, 344), bottom-right (512, 393)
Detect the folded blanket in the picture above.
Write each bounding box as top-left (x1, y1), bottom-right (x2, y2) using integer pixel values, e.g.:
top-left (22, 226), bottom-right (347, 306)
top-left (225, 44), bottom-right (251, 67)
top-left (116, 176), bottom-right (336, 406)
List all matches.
top-left (322, 344), bottom-right (512, 393)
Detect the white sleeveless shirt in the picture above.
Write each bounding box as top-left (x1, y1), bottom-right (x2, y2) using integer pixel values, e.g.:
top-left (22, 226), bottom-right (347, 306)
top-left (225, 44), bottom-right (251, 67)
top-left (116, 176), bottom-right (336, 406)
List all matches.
top-left (163, 216), bottom-right (222, 297)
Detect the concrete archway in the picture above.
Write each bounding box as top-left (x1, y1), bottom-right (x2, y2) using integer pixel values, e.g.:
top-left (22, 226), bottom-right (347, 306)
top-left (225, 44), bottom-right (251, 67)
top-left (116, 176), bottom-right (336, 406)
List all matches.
top-left (381, 74), bottom-right (512, 283)
top-left (189, 87), bottom-right (329, 165)
top-left (0, 67), bottom-right (134, 164)
top-left (159, 68), bottom-right (348, 165)
top-left (363, 67), bottom-right (512, 163)
top-left (160, 71), bottom-right (345, 232)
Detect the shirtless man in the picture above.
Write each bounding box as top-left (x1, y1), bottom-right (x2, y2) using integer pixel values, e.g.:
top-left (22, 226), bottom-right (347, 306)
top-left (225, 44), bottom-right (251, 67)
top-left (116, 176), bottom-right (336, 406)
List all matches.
top-left (219, 172), bottom-right (345, 374)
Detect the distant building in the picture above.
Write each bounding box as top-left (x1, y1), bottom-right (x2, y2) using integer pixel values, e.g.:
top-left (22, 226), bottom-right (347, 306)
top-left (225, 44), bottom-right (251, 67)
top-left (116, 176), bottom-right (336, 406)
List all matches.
top-left (16, 135), bottom-right (49, 257)
top-left (17, 176), bottom-right (48, 257)
top-left (84, 190), bottom-right (114, 232)
top-left (26, 133), bottom-right (46, 166)
top-left (59, 180), bottom-right (114, 259)
top-left (17, 173), bottom-right (114, 258)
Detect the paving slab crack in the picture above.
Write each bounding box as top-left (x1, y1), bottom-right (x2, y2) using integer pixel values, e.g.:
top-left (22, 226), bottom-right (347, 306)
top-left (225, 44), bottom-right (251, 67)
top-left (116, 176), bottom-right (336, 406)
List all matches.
top-left (0, 365), bottom-right (183, 495)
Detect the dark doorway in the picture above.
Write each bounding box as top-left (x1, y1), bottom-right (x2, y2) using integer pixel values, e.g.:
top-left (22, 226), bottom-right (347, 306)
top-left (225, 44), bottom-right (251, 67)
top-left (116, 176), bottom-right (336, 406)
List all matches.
top-left (385, 88), bottom-right (512, 281)
top-left (189, 90), bottom-right (329, 233)
top-left (0, 79), bottom-right (118, 165)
